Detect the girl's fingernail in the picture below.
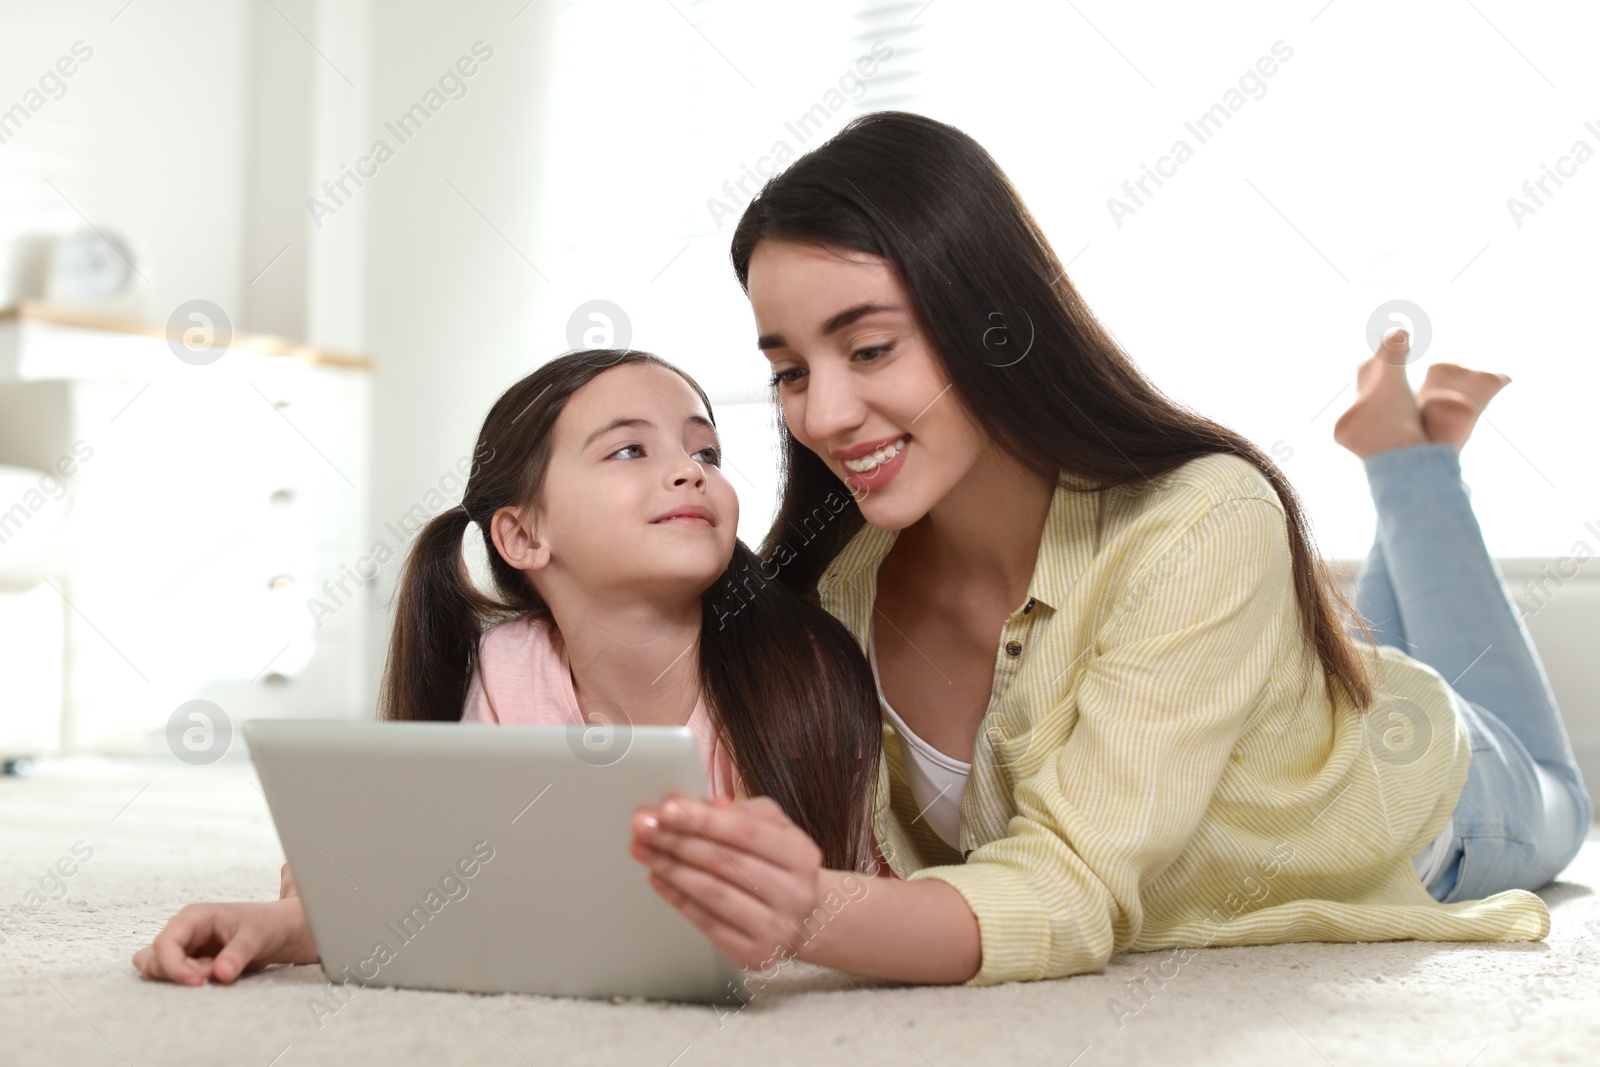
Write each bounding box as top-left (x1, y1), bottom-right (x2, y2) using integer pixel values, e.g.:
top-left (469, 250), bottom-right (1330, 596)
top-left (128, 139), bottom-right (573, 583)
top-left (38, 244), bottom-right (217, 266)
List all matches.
top-left (638, 813), bottom-right (659, 833)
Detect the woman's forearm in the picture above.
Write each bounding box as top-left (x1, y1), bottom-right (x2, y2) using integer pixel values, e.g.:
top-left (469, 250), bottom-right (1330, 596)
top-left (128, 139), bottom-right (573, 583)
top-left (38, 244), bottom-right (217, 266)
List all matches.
top-left (793, 869), bottom-right (981, 984)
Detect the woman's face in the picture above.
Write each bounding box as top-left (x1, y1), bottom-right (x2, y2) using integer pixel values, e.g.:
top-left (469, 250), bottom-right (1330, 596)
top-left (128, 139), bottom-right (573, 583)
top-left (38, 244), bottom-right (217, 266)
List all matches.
top-left (506, 362), bottom-right (738, 604)
top-left (746, 239), bottom-right (989, 531)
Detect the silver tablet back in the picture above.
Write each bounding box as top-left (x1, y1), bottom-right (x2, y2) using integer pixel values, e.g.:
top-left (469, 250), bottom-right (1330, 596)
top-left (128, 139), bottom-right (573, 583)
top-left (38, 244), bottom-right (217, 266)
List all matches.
top-left (243, 719), bottom-right (742, 1003)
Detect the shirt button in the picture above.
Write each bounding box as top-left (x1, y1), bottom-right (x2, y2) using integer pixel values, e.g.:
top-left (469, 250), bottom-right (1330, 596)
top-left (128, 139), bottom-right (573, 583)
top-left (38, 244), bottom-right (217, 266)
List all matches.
top-left (1005, 640), bottom-right (1023, 656)
top-left (1023, 599), bottom-right (1035, 614)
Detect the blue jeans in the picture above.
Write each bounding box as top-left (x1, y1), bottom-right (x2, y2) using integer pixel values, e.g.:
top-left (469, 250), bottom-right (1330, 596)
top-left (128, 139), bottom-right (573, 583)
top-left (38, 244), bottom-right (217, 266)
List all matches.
top-left (1349, 443), bottom-right (1592, 903)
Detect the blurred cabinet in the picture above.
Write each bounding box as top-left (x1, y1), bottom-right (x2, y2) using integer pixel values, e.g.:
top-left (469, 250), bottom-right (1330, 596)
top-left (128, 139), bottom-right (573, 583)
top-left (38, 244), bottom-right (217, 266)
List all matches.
top-left (0, 301), bottom-right (371, 756)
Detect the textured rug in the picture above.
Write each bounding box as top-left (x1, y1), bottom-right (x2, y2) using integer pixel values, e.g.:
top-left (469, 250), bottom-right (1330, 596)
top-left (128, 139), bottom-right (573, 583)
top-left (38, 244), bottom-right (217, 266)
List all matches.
top-left (3, 756), bottom-right (1597, 1067)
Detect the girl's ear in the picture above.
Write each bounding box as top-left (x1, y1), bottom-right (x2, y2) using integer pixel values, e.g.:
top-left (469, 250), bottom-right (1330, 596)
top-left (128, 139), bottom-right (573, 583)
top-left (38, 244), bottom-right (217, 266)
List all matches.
top-left (489, 505), bottom-right (552, 573)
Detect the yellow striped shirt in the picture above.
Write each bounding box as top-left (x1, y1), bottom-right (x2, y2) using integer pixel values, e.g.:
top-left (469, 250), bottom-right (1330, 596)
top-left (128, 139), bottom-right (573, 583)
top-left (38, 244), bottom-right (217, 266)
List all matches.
top-left (816, 452), bottom-right (1549, 986)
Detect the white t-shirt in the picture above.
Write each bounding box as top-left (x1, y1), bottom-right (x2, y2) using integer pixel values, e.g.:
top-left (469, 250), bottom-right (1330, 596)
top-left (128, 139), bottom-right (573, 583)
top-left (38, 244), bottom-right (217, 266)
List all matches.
top-left (868, 627), bottom-right (970, 852)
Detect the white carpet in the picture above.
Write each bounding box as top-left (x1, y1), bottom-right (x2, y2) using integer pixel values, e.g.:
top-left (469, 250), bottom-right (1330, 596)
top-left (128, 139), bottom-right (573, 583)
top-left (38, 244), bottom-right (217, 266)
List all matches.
top-left (3, 756), bottom-right (1598, 1066)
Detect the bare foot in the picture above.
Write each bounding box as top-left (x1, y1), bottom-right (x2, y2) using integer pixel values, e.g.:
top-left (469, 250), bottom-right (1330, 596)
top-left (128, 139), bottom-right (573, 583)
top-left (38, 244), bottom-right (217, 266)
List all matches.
top-left (1416, 363), bottom-right (1512, 451)
top-left (1333, 328), bottom-right (1430, 459)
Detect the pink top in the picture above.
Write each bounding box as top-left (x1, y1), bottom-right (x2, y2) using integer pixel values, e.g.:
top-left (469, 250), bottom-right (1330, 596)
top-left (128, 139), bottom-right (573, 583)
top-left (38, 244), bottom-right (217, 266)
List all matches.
top-left (461, 613), bottom-right (741, 800)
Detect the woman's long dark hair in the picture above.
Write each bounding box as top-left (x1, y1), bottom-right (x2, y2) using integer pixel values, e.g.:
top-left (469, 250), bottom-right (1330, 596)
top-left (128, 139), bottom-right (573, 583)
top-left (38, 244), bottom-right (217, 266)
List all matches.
top-left (730, 110), bottom-right (1379, 712)
top-left (378, 349), bottom-right (882, 869)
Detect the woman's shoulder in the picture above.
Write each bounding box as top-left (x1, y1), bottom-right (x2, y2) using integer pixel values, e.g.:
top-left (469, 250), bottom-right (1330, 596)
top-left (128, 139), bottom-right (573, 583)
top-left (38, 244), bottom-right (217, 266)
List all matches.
top-left (1110, 451), bottom-right (1283, 512)
top-left (1092, 453), bottom-right (1285, 553)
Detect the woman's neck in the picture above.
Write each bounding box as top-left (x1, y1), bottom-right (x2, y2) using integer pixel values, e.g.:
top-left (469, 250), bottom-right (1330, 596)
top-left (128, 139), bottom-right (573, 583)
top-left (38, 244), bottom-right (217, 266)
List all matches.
top-left (550, 599), bottom-right (703, 728)
top-left (890, 444), bottom-right (1057, 596)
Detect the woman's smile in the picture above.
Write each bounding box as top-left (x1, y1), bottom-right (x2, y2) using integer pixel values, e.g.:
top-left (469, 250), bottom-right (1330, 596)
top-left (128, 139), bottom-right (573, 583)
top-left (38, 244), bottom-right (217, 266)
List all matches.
top-left (838, 433), bottom-right (910, 493)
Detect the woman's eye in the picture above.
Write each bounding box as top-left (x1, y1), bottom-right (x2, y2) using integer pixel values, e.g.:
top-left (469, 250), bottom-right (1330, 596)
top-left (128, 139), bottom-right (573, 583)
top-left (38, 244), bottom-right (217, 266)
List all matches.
top-left (769, 344), bottom-right (892, 389)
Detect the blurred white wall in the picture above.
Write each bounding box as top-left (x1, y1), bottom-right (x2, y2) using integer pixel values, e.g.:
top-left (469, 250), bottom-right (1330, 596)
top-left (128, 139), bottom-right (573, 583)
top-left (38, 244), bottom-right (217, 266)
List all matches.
top-left (357, 0), bottom-right (561, 703)
top-left (0, 0), bottom-right (250, 318)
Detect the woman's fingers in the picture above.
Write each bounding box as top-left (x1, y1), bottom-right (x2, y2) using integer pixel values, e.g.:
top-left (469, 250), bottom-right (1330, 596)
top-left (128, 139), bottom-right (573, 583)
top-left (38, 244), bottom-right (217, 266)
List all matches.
top-left (649, 871), bottom-right (776, 968)
top-left (650, 796), bottom-right (821, 873)
top-left (645, 845), bottom-right (771, 940)
top-left (645, 864), bottom-right (798, 970)
top-left (632, 794), bottom-right (828, 970)
top-left (635, 826), bottom-right (807, 914)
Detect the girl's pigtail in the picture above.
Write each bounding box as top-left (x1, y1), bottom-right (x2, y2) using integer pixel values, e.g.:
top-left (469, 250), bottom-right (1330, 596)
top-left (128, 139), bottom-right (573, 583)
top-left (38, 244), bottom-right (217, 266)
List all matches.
top-left (379, 505), bottom-right (537, 722)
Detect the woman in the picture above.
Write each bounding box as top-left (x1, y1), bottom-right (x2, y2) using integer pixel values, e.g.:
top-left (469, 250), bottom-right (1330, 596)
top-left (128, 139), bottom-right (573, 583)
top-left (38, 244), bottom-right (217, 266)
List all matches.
top-left (629, 111), bottom-right (1593, 987)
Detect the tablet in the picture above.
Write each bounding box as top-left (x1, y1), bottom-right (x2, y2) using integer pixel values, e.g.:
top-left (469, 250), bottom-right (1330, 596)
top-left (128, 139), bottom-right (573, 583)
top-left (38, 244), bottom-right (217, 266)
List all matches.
top-left (242, 719), bottom-right (743, 1003)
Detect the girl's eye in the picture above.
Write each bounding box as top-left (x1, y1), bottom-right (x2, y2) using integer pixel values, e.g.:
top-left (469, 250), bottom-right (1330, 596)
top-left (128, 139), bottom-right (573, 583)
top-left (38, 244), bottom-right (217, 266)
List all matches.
top-left (854, 343), bottom-right (894, 362)
top-left (694, 445), bottom-right (722, 466)
top-left (609, 443), bottom-right (644, 460)
top-left (769, 367), bottom-right (804, 389)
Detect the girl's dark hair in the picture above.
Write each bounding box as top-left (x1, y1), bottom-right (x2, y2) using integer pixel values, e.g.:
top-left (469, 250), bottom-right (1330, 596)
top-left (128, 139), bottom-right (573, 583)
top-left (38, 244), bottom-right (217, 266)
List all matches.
top-left (378, 349), bottom-right (882, 870)
top-left (730, 110), bottom-right (1379, 712)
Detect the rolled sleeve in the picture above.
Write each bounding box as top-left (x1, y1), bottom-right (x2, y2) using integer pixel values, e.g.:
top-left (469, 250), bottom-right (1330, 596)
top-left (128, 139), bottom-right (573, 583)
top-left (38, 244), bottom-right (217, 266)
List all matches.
top-left (909, 494), bottom-right (1294, 985)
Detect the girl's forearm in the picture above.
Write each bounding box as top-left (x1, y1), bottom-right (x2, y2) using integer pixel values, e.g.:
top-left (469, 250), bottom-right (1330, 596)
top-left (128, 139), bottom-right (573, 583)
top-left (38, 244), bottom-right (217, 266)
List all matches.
top-left (793, 869), bottom-right (981, 984)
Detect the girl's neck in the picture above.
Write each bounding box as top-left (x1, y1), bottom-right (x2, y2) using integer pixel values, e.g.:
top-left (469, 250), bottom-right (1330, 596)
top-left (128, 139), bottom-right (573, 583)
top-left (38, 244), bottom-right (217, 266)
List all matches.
top-left (551, 599), bottom-right (703, 728)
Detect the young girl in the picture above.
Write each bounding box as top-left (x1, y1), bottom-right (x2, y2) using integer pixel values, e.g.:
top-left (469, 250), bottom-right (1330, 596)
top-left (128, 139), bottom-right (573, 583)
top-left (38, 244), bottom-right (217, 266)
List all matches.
top-left (625, 111), bottom-right (1594, 987)
top-left (132, 348), bottom-right (883, 985)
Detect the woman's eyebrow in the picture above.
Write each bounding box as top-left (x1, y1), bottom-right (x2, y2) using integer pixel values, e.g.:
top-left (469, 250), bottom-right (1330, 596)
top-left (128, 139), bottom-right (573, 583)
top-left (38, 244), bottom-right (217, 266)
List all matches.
top-left (757, 301), bottom-right (901, 351)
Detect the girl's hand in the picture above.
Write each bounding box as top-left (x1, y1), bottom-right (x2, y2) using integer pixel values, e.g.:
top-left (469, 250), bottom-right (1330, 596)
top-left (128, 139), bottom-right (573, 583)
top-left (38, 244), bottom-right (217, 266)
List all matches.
top-left (132, 898), bottom-right (319, 985)
top-left (279, 861), bottom-right (299, 900)
top-left (630, 794), bottom-right (823, 970)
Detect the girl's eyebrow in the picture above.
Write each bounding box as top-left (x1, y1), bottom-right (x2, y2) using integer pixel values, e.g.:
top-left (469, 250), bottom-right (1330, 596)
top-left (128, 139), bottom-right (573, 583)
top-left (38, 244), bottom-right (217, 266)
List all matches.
top-left (757, 301), bottom-right (901, 351)
top-left (582, 415), bottom-right (717, 450)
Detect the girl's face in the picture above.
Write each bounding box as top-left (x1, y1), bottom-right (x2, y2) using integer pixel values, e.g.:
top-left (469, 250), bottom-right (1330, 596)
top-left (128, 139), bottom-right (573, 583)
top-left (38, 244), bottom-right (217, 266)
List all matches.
top-left (511, 362), bottom-right (738, 605)
top-left (746, 239), bottom-right (990, 531)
